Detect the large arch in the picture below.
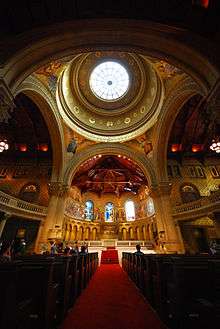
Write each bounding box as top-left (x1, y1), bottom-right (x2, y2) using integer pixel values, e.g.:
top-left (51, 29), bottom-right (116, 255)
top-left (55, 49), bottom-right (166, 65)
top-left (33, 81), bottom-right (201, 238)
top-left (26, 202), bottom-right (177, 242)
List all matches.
top-left (1, 20), bottom-right (219, 94)
top-left (64, 142), bottom-right (157, 188)
top-left (153, 76), bottom-right (203, 182)
top-left (15, 76), bottom-right (65, 181)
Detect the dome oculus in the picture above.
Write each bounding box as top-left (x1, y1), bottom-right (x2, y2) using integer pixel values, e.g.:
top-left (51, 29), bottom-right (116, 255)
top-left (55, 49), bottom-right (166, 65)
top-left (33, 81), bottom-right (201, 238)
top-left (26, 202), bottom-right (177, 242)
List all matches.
top-left (89, 61), bottom-right (130, 101)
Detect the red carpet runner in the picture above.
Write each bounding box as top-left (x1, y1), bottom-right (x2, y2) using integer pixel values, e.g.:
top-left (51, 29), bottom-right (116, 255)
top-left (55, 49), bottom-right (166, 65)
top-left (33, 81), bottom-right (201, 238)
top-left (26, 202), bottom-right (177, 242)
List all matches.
top-left (62, 264), bottom-right (167, 329)
top-left (101, 248), bottom-right (119, 264)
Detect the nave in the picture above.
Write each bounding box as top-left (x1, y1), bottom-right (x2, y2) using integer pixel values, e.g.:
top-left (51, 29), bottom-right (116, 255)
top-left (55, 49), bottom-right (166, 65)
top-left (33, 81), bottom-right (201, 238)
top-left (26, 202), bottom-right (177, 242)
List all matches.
top-left (1, 249), bottom-right (219, 329)
top-left (62, 264), bottom-right (165, 329)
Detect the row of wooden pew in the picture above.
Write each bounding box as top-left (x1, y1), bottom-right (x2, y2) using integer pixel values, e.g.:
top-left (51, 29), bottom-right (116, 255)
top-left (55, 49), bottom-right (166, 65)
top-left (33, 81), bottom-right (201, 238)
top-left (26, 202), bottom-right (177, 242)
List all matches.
top-left (122, 252), bottom-right (220, 329)
top-left (0, 252), bottom-right (98, 329)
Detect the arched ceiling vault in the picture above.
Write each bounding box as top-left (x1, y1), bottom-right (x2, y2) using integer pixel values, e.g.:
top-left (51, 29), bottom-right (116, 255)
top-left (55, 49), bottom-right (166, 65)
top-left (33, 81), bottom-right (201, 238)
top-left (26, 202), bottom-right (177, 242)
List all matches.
top-left (63, 143), bottom-right (157, 189)
top-left (0, 20), bottom-right (219, 94)
top-left (15, 76), bottom-right (66, 181)
top-left (153, 76), bottom-right (203, 181)
top-left (0, 14), bottom-right (220, 187)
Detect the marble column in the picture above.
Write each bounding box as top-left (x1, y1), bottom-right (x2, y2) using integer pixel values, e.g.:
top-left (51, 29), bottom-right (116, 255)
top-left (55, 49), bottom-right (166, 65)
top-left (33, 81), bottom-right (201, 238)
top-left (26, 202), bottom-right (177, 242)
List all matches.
top-left (38, 182), bottom-right (69, 246)
top-left (149, 182), bottom-right (184, 253)
top-left (122, 228), bottom-right (127, 240)
top-left (142, 225), bottom-right (147, 240)
top-left (34, 221), bottom-right (44, 253)
top-left (136, 227), bottom-right (141, 240)
top-left (0, 212), bottom-right (11, 239)
top-left (210, 212), bottom-right (220, 237)
top-left (92, 228), bottom-right (97, 240)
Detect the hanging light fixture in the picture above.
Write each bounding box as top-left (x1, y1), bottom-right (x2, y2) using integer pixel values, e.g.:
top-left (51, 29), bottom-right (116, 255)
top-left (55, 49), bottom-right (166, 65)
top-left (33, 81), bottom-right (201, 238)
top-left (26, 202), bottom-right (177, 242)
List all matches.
top-left (210, 138), bottom-right (220, 153)
top-left (0, 139), bottom-right (9, 152)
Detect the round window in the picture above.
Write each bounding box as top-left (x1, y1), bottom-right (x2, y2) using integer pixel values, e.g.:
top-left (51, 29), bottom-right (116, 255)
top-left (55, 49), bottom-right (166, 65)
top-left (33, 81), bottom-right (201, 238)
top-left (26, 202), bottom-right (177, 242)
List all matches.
top-left (89, 61), bottom-right (129, 101)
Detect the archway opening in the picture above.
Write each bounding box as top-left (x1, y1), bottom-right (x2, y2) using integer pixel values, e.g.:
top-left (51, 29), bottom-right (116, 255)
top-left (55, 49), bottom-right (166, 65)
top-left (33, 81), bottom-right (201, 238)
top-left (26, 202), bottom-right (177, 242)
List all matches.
top-left (67, 154), bottom-right (152, 241)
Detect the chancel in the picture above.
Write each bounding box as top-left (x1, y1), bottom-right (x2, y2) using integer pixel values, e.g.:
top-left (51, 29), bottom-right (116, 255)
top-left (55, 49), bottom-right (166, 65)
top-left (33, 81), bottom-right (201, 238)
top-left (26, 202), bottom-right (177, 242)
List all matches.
top-left (0, 1), bottom-right (220, 329)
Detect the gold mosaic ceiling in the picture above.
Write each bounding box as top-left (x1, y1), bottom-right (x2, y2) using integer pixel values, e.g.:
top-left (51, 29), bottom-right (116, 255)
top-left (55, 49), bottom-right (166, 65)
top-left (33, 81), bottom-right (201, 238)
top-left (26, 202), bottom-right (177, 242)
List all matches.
top-left (35, 51), bottom-right (184, 143)
top-left (56, 51), bottom-right (165, 142)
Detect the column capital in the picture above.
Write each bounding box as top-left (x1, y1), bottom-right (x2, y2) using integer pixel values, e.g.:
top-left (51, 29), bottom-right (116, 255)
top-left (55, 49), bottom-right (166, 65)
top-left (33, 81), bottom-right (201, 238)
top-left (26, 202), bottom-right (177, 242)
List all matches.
top-left (48, 182), bottom-right (70, 197)
top-left (149, 181), bottom-right (172, 197)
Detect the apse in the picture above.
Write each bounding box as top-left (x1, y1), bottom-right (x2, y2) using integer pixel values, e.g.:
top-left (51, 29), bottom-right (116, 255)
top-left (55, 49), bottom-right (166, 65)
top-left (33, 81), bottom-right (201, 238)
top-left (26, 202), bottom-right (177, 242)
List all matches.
top-left (72, 155), bottom-right (148, 196)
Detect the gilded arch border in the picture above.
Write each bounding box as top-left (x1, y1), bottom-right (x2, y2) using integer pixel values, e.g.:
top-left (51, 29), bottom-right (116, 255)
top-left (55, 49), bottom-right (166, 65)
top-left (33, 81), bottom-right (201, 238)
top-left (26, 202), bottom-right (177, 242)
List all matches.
top-left (153, 76), bottom-right (204, 182)
top-left (63, 142), bottom-right (157, 188)
top-left (15, 76), bottom-right (65, 181)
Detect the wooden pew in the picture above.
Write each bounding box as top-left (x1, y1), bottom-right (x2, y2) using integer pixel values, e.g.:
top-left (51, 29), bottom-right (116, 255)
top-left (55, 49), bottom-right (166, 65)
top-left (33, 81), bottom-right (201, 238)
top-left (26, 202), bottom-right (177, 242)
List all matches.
top-left (52, 256), bottom-right (72, 322)
top-left (0, 252), bottom-right (99, 329)
top-left (207, 259), bottom-right (220, 326)
top-left (163, 256), bottom-right (214, 329)
top-left (68, 255), bottom-right (79, 308)
top-left (0, 259), bottom-right (58, 329)
top-left (122, 253), bottom-right (220, 329)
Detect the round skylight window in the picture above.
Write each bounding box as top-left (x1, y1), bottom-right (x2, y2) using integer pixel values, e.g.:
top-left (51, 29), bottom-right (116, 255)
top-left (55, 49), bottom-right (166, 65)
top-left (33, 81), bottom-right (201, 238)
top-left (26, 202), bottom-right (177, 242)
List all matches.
top-left (89, 61), bottom-right (130, 101)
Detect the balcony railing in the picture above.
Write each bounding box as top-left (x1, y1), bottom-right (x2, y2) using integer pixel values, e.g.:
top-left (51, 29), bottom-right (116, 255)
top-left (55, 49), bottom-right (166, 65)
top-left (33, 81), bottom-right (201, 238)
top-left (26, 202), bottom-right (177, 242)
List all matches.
top-left (0, 190), bottom-right (47, 219)
top-left (173, 189), bottom-right (220, 220)
top-left (1, 188), bottom-right (220, 223)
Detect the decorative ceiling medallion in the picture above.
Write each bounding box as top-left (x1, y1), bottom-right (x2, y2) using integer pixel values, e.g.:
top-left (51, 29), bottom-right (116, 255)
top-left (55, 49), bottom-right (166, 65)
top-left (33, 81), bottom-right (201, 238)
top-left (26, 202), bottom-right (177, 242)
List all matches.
top-left (56, 51), bottom-right (164, 142)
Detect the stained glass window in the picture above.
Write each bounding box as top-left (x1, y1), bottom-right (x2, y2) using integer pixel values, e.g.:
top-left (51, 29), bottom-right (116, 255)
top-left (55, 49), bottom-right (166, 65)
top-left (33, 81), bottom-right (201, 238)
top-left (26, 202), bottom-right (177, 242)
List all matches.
top-left (125, 200), bottom-right (135, 221)
top-left (146, 197), bottom-right (155, 217)
top-left (105, 202), bottom-right (114, 222)
top-left (85, 200), bottom-right (94, 220)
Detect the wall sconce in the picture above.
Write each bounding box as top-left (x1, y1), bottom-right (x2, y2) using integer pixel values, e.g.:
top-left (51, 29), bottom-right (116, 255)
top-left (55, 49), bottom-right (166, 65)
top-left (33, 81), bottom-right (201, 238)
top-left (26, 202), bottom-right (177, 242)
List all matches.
top-left (38, 143), bottom-right (48, 152)
top-left (18, 144), bottom-right (27, 152)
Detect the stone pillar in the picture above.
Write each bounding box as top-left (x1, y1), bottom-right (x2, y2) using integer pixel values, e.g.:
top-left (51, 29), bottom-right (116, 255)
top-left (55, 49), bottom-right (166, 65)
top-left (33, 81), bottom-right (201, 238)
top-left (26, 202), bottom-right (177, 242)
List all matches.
top-left (38, 182), bottom-right (69, 245)
top-left (65, 224), bottom-right (70, 242)
top-left (149, 183), bottom-right (184, 253)
top-left (143, 225), bottom-right (147, 240)
top-left (129, 227), bottom-right (134, 240)
top-left (34, 221), bottom-right (44, 253)
top-left (175, 221), bottom-right (185, 253)
top-left (72, 226), bottom-right (77, 241)
top-left (85, 227), bottom-right (90, 240)
top-left (122, 228), bottom-right (127, 240)
top-left (0, 212), bottom-right (11, 239)
top-left (92, 228), bottom-right (97, 240)
top-left (136, 227), bottom-right (141, 240)
top-left (0, 219), bottom-right (6, 239)
top-left (76, 227), bottom-right (81, 241)
top-left (211, 212), bottom-right (220, 237)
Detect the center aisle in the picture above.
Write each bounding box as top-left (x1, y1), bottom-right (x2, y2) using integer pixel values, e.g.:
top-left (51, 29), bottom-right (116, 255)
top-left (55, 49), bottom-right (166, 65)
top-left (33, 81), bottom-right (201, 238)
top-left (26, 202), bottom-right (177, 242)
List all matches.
top-left (62, 264), bottom-right (167, 329)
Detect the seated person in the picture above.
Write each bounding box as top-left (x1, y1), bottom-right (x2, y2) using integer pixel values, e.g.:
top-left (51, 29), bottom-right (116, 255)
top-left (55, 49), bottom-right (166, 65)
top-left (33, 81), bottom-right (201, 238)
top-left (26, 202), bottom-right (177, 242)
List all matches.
top-left (79, 245), bottom-right (87, 255)
top-left (72, 241), bottom-right (79, 254)
top-left (64, 246), bottom-right (71, 256)
top-left (0, 241), bottom-right (12, 262)
top-left (134, 244), bottom-right (144, 255)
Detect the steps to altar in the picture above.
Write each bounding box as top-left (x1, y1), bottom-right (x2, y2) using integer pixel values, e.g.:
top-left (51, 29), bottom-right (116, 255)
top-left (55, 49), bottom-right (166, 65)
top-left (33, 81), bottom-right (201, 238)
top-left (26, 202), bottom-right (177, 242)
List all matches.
top-left (101, 248), bottom-right (119, 264)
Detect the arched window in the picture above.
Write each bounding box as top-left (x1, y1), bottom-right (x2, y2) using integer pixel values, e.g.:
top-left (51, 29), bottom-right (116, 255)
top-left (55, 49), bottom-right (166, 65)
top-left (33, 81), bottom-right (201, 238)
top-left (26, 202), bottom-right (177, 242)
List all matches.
top-left (146, 197), bottom-right (155, 217)
top-left (19, 183), bottom-right (40, 203)
top-left (85, 200), bottom-right (94, 220)
top-left (180, 184), bottom-right (200, 203)
top-left (105, 202), bottom-right (114, 222)
top-left (125, 200), bottom-right (135, 221)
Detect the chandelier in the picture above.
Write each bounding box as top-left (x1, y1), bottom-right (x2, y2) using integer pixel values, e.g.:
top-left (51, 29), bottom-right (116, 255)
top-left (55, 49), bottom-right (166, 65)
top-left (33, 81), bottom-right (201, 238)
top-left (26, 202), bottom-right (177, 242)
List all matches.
top-left (210, 138), bottom-right (220, 153)
top-left (0, 139), bottom-right (9, 152)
